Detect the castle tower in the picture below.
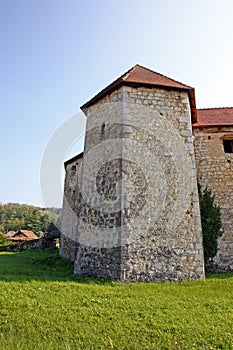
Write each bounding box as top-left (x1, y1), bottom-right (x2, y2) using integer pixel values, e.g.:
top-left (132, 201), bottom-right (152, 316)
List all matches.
top-left (69, 65), bottom-right (205, 281)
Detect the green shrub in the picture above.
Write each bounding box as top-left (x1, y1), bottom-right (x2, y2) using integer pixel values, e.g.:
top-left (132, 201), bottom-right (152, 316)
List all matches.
top-left (198, 183), bottom-right (223, 263)
top-left (0, 232), bottom-right (9, 246)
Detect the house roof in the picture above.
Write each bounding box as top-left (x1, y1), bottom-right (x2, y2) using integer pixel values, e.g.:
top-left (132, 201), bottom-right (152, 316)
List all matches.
top-left (81, 64), bottom-right (197, 122)
top-left (118, 64), bottom-right (192, 89)
top-left (10, 230), bottom-right (39, 241)
top-left (194, 107), bottom-right (233, 127)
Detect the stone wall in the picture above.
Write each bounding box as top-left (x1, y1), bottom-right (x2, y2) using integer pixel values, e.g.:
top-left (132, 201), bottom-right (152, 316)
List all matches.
top-left (193, 126), bottom-right (233, 270)
top-left (0, 237), bottom-right (56, 252)
top-left (74, 91), bottom-right (123, 277)
top-left (72, 86), bottom-right (205, 281)
top-left (60, 157), bottom-right (82, 261)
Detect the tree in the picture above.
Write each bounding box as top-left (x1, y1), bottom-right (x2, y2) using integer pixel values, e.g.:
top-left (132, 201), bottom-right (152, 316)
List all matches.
top-left (0, 203), bottom-right (61, 236)
top-left (198, 183), bottom-right (223, 263)
top-left (0, 232), bottom-right (9, 246)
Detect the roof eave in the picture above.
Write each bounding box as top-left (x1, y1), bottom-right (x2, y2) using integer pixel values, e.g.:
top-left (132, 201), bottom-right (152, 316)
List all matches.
top-left (193, 123), bottom-right (233, 128)
top-left (80, 79), bottom-right (124, 110)
top-left (81, 80), bottom-right (197, 122)
top-left (188, 89), bottom-right (197, 123)
top-left (64, 152), bottom-right (84, 168)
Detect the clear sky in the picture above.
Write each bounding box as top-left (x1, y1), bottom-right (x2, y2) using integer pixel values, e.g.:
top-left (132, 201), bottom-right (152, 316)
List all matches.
top-left (1, 0), bottom-right (233, 208)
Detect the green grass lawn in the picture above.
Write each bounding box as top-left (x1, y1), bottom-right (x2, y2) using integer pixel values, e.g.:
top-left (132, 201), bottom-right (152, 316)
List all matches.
top-left (0, 249), bottom-right (232, 350)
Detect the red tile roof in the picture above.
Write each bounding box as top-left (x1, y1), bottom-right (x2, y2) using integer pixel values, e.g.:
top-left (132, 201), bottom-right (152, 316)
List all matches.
top-left (121, 64), bottom-right (192, 89)
top-left (194, 108), bottom-right (233, 127)
top-left (81, 64), bottom-right (197, 122)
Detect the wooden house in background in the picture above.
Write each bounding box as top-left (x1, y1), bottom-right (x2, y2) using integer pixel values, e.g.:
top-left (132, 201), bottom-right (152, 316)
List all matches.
top-left (9, 230), bottom-right (39, 242)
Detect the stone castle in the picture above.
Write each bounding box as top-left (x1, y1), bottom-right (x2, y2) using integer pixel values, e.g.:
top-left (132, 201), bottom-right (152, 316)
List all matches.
top-left (60, 65), bottom-right (233, 281)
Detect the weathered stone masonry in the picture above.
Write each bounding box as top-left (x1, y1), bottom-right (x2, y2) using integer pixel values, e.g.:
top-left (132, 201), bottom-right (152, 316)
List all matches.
top-left (60, 64), bottom-right (233, 280)
top-left (193, 125), bottom-right (233, 269)
top-left (60, 65), bottom-right (207, 281)
top-left (60, 153), bottom-right (83, 261)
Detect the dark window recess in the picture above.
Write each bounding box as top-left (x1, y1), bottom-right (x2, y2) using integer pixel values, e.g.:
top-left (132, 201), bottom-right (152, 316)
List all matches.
top-left (223, 140), bottom-right (233, 153)
top-left (71, 165), bottom-right (76, 175)
top-left (101, 123), bottom-right (105, 133)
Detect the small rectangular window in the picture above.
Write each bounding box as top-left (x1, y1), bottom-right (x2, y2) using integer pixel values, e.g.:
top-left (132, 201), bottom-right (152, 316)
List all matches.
top-left (101, 123), bottom-right (105, 133)
top-left (71, 165), bottom-right (76, 176)
top-left (223, 140), bottom-right (233, 153)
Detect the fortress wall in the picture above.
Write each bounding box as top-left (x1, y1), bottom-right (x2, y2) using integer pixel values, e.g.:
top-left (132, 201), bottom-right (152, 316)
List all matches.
top-left (72, 86), bottom-right (205, 281)
top-left (118, 86), bottom-right (205, 281)
top-left (193, 126), bottom-right (233, 269)
top-left (73, 89), bottom-right (124, 278)
top-left (60, 158), bottom-right (82, 261)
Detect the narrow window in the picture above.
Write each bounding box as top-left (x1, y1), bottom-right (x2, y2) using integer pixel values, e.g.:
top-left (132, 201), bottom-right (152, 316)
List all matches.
top-left (101, 123), bottom-right (105, 133)
top-left (71, 165), bottom-right (76, 176)
top-left (223, 140), bottom-right (233, 153)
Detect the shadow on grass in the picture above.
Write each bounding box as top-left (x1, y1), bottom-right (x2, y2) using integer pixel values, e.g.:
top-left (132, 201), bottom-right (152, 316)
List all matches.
top-left (1, 248), bottom-right (232, 284)
top-left (206, 271), bottom-right (233, 279)
top-left (0, 248), bottom-right (112, 284)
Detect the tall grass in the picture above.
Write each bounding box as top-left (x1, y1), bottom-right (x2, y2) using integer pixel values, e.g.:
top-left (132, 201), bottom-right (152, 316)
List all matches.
top-left (0, 249), bottom-right (232, 349)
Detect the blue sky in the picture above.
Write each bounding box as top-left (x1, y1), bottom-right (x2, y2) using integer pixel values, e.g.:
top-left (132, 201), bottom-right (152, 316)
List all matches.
top-left (1, 0), bottom-right (233, 207)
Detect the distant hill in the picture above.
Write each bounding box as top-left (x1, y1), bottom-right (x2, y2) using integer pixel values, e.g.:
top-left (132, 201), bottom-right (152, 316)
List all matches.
top-left (45, 207), bottom-right (62, 217)
top-left (0, 203), bottom-right (61, 236)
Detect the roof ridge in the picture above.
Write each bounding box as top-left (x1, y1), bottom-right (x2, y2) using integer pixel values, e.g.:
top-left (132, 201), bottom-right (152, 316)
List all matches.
top-left (104, 64), bottom-right (192, 89)
top-left (129, 64), bottom-right (193, 89)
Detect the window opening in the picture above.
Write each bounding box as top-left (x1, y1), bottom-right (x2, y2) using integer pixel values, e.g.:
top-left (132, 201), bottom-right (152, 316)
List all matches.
top-left (101, 123), bottom-right (105, 133)
top-left (71, 165), bottom-right (76, 175)
top-left (223, 140), bottom-right (233, 153)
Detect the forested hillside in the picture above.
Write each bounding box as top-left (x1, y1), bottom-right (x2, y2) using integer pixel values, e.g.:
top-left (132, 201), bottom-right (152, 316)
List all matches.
top-left (0, 203), bottom-right (61, 236)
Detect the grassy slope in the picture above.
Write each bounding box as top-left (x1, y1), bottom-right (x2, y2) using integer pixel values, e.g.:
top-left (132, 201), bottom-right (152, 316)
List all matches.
top-left (0, 249), bottom-right (232, 350)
